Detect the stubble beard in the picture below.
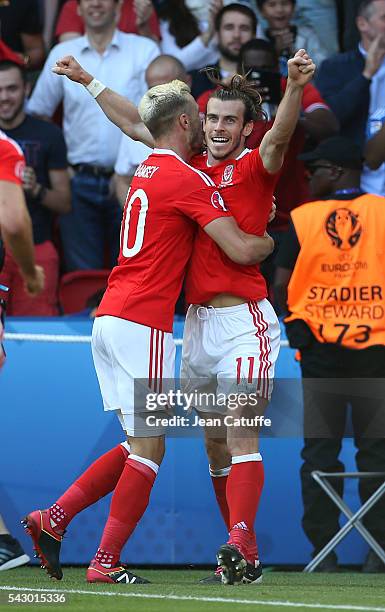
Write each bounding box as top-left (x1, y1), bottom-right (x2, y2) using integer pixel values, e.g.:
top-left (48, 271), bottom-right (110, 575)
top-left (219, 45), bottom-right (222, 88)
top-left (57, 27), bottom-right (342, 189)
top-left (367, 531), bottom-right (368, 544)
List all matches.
top-left (0, 100), bottom-right (24, 127)
top-left (218, 43), bottom-right (240, 64)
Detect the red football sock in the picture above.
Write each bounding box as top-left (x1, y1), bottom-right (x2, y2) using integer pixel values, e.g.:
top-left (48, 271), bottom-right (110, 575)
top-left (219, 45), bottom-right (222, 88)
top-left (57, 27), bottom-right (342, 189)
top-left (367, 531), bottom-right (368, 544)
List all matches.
top-left (50, 444), bottom-right (129, 531)
top-left (210, 466), bottom-right (231, 530)
top-left (96, 455), bottom-right (158, 567)
top-left (227, 454), bottom-right (264, 536)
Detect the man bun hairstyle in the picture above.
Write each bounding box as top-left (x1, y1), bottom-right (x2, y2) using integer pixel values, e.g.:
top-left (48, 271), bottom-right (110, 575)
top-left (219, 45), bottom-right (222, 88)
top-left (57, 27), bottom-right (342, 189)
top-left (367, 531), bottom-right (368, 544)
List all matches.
top-left (204, 69), bottom-right (267, 124)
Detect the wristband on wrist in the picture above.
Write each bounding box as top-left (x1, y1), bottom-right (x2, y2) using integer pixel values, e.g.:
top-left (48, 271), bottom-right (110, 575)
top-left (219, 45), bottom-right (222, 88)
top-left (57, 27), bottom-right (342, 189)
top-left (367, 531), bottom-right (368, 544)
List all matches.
top-left (86, 78), bottom-right (107, 98)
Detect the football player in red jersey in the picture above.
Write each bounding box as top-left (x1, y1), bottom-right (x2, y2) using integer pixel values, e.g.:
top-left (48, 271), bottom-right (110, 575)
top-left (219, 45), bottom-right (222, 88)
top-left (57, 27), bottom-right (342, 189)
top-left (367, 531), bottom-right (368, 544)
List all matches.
top-left (22, 78), bottom-right (275, 584)
top-left (0, 132), bottom-right (44, 570)
top-left (0, 131), bottom-right (44, 366)
top-left (40, 49), bottom-right (316, 585)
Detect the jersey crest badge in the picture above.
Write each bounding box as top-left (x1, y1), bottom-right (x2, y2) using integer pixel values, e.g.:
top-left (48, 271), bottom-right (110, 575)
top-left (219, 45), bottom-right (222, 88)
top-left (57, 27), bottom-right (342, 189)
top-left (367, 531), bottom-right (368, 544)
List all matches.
top-left (222, 164), bottom-right (234, 184)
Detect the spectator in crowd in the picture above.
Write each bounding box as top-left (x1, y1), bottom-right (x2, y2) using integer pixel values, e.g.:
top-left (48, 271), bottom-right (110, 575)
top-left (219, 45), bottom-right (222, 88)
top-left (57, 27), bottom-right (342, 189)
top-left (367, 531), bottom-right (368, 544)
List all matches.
top-left (55, 0), bottom-right (160, 43)
top-left (185, 0), bottom-right (258, 21)
top-left (274, 136), bottom-right (385, 573)
top-left (0, 0), bottom-right (45, 69)
top-left (28, 0), bottom-right (159, 271)
top-left (196, 38), bottom-right (338, 295)
top-left (38, 0), bottom-right (66, 51)
top-left (316, 0), bottom-right (385, 197)
top-left (0, 59), bottom-right (70, 316)
top-left (149, 0), bottom-right (221, 71)
top-left (255, 0), bottom-right (329, 75)
top-left (365, 118), bottom-right (385, 169)
top-left (241, 39), bottom-right (338, 144)
top-left (114, 54), bottom-right (191, 206)
top-left (190, 3), bottom-right (258, 98)
top-left (294, 0), bottom-right (338, 56)
top-left (335, 0), bottom-right (362, 51)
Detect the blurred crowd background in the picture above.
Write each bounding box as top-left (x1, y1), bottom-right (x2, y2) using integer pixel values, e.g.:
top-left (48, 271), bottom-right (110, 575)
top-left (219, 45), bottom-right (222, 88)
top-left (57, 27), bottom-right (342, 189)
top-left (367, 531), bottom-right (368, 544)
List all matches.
top-left (0, 0), bottom-right (384, 317)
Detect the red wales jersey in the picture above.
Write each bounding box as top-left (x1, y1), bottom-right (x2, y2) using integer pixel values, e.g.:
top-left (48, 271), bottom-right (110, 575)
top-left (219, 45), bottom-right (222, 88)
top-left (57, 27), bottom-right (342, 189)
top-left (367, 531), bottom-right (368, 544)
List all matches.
top-left (0, 131), bottom-right (25, 184)
top-left (97, 149), bottom-right (231, 331)
top-left (186, 147), bottom-right (279, 304)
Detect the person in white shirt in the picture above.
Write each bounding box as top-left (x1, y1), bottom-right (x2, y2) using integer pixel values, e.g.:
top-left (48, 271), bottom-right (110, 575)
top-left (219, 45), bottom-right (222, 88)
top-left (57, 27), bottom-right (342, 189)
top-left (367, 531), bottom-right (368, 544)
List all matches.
top-left (141, 0), bottom-right (221, 71)
top-left (114, 54), bottom-right (191, 206)
top-left (256, 0), bottom-right (329, 75)
top-left (28, 0), bottom-right (159, 271)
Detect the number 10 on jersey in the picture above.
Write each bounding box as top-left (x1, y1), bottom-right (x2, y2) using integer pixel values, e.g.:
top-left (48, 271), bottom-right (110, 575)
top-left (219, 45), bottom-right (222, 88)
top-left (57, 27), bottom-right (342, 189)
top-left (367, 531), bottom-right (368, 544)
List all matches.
top-left (121, 188), bottom-right (149, 258)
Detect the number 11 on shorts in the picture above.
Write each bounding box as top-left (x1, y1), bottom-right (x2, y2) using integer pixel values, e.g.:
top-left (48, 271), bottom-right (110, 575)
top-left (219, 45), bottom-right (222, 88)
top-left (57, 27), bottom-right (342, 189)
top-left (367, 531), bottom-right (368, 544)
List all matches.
top-left (236, 356), bottom-right (255, 384)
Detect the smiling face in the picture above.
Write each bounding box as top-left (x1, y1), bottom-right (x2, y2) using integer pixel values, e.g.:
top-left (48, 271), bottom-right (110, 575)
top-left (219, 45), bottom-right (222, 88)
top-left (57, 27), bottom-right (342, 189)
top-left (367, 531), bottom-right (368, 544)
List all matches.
top-left (0, 66), bottom-right (26, 127)
top-left (78, 0), bottom-right (120, 31)
top-left (204, 98), bottom-right (253, 162)
top-left (260, 0), bottom-right (294, 30)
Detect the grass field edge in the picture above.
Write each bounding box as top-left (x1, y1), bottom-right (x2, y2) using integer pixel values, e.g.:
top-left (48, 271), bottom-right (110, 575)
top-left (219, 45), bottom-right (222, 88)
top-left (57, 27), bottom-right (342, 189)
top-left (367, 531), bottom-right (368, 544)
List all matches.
top-left (1, 585), bottom-right (385, 612)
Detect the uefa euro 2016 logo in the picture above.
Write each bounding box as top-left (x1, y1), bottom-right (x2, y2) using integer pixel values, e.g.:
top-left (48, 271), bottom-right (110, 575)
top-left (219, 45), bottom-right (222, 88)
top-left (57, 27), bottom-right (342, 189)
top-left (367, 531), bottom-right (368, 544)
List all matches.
top-left (325, 208), bottom-right (362, 251)
top-left (211, 191), bottom-right (228, 212)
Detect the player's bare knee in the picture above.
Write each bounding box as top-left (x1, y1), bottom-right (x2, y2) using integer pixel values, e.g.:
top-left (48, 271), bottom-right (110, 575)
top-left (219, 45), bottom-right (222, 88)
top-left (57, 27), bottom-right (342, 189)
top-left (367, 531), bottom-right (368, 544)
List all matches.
top-left (128, 435), bottom-right (165, 465)
top-left (204, 435), bottom-right (230, 469)
top-left (227, 429), bottom-right (259, 458)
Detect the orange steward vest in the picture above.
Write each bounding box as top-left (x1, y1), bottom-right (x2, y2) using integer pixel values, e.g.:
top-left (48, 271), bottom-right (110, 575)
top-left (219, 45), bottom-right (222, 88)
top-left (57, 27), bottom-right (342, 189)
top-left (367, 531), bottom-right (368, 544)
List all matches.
top-left (286, 194), bottom-right (385, 348)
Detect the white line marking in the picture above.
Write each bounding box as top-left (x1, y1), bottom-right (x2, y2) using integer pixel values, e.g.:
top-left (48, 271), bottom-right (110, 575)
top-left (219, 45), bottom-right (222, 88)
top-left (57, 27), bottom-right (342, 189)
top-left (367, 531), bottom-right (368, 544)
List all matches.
top-left (0, 586), bottom-right (384, 611)
top-left (3, 333), bottom-right (289, 348)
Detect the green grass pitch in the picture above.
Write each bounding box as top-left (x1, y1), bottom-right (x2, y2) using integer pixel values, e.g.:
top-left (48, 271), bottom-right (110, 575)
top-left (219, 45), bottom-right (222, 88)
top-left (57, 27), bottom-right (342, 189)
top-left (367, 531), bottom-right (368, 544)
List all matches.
top-left (1, 567), bottom-right (385, 612)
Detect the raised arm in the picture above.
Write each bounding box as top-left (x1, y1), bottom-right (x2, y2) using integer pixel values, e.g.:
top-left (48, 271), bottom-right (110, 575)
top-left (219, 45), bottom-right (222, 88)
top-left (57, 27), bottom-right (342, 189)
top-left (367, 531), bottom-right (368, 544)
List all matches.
top-left (52, 56), bottom-right (154, 147)
top-left (259, 49), bottom-right (316, 174)
top-left (204, 217), bottom-right (274, 265)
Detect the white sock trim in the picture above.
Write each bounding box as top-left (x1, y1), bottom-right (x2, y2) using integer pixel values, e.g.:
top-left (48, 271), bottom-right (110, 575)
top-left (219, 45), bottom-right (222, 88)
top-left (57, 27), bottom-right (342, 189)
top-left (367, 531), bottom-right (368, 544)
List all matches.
top-left (232, 453), bottom-right (262, 464)
top-left (128, 454), bottom-right (159, 475)
top-left (209, 465), bottom-right (231, 478)
top-left (120, 441), bottom-right (131, 453)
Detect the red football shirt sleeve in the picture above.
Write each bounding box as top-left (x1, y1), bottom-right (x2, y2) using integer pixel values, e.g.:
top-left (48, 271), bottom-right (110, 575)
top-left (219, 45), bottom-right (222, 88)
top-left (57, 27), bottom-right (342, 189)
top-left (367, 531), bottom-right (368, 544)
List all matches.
top-left (301, 82), bottom-right (330, 113)
top-left (241, 148), bottom-right (280, 223)
top-left (55, 0), bottom-right (84, 37)
top-left (178, 186), bottom-right (232, 228)
top-left (0, 140), bottom-right (25, 184)
top-left (247, 147), bottom-right (280, 184)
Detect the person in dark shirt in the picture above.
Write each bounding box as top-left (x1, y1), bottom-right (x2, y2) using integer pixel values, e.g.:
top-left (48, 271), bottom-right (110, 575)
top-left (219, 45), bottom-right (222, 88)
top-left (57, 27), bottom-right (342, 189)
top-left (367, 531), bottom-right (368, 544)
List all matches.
top-left (0, 60), bottom-right (70, 315)
top-left (0, 0), bottom-right (45, 69)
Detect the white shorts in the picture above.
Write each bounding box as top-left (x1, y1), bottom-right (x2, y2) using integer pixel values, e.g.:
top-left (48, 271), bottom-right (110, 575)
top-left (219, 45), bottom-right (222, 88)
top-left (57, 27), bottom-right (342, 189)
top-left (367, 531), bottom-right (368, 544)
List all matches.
top-left (92, 316), bottom-right (176, 437)
top-left (181, 300), bottom-right (280, 413)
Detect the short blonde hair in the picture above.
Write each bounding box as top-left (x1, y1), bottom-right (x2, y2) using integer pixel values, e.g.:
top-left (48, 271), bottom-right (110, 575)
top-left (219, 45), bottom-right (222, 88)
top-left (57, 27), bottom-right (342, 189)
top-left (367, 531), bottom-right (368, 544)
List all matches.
top-left (138, 79), bottom-right (193, 139)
